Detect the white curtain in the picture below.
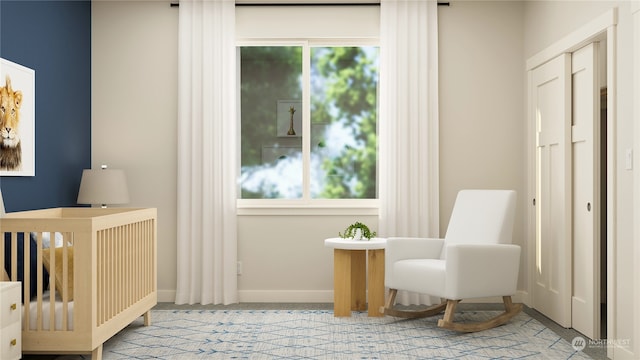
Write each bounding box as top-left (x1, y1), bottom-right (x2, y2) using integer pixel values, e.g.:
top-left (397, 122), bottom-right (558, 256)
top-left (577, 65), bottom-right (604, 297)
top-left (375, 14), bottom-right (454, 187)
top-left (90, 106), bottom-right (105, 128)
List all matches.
top-left (175, 0), bottom-right (238, 305)
top-left (379, 0), bottom-right (440, 305)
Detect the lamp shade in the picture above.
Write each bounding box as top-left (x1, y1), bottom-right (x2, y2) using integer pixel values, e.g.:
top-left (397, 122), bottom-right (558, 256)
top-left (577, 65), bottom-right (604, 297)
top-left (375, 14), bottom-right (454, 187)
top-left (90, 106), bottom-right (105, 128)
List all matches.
top-left (77, 168), bottom-right (130, 206)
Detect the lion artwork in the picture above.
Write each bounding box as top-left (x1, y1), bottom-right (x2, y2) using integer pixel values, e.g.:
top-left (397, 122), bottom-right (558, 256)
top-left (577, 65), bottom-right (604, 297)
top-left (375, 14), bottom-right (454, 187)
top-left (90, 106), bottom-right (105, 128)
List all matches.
top-left (0, 75), bottom-right (23, 171)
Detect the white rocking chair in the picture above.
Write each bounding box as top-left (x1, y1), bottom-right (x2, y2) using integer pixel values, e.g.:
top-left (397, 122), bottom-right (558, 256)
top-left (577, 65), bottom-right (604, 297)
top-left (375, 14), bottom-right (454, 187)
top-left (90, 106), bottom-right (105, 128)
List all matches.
top-left (382, 189), bottom-right (522, 332)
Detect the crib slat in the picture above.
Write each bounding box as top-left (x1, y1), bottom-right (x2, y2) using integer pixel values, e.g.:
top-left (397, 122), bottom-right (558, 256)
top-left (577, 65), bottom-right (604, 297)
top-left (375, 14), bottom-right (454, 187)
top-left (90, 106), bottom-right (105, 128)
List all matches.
top-left (42, 233), bottom-right (55, 332)
top-left (0, 236), bottom-right (4, 280)
top-left (104, 228), bottom-right (109, 321)
top-left (143, 221), bottom-right (148, 294)
top-left (131, 223), bottom-right (136, 302)
top-left (128, 223), bottom-right (134, 305)
top-left (119, 225), bottom-right (124, 308)
top-left (25, 233), bottom-right (39, 330)
top-left (12, 233), bottom-right (30, 330)
top-left (138, 222), bottom-right (143, 300)
top-left (122, 225), bottom-right (127, 307)
top-left (98, 230), bottom-right (104, 324)
top-left (61, 234), bottom-right (70, 330)
top-left (145, 221), bottom-right (149, 294)
top-left (109, 227), bottom-right (115, 321)
top-left (11, 234), bottom-right (17, 283)
top-left (115, 226), bottom-right (119, 316)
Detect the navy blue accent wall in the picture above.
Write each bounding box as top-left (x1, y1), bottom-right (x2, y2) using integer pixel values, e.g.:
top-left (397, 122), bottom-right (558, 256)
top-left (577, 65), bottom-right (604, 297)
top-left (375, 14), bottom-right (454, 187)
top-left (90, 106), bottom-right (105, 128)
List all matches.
top-left (0, 1), bottom-right (91, 211)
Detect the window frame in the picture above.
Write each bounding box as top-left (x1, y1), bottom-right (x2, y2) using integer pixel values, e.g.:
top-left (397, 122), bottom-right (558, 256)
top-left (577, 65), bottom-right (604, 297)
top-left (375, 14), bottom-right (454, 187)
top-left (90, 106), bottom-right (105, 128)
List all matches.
top-left (236, 38), bottom-right (380, 214)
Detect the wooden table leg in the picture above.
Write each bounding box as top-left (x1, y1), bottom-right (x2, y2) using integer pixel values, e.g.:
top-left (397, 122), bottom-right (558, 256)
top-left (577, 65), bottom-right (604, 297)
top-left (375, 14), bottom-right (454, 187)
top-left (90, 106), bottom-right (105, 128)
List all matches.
top-left (367, 249), bottom-right (385, 317)
top-left (351, 250), bottom-right (366, 311)
top-left (333, 249), bottom-right (352, 316)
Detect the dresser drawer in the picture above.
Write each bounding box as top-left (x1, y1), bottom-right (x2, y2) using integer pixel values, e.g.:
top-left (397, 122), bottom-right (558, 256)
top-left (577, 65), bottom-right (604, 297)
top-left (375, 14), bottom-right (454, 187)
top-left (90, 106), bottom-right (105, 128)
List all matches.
top-left (0, 282), bottom-right (21, 360)
top-left (0, 283), bottom-right (21, 327)
top-left (0, 321), bottom-right (21, 360)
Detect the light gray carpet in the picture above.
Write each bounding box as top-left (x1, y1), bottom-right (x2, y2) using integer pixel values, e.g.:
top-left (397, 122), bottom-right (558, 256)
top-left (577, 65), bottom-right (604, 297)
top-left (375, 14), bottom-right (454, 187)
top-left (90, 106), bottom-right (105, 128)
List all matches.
top-left (24, 303), bottom-right (606, 359)
top-left (103, 309), bottom-right (595, 359)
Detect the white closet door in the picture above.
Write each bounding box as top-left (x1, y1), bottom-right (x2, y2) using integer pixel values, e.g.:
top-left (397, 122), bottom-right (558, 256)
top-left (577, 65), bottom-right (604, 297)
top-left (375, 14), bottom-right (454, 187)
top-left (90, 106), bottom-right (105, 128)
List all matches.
top-left (571, 42), bottom-right (601, 340)
top-left (532, 53), bottom-right (572, 328)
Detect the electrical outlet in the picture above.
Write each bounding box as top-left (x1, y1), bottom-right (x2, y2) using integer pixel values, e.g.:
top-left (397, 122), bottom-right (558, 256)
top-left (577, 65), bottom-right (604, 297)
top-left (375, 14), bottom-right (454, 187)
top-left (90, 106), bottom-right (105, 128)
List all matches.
top-left (237, 261), bottom-right (243, 275)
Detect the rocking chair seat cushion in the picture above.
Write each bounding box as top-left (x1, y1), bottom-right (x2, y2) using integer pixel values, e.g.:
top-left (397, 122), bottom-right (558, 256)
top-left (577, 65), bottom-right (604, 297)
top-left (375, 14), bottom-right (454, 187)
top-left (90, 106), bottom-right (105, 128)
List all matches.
top-left (391, 259), bottom-right (445, 296)
top-left (390, 242), bottom-right (520, 300)
top-left (384, 237), bottom-right (444, 286)
top-left (445, 243), bottom-right (520, 300)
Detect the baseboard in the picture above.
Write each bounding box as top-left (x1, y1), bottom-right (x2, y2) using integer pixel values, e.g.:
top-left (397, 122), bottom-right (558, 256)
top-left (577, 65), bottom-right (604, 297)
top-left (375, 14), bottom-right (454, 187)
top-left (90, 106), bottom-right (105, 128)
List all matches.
top-left (158, 289), bottom-right (177, 303)
top-left (463, 291), bottom-right (529, 305)
top-left (157, 290), bottom-right (333, 303)
top-left (611, 343), bottom-right (635, 360)
top-left (238, 290), bottom-right (333, 303)
top-left (159, 289), bottom-right (529, 304)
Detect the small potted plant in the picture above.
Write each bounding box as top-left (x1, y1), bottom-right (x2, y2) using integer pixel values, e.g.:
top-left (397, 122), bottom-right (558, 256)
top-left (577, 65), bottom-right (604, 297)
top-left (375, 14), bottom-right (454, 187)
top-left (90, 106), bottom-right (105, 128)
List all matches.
top-left (339, 222), bottom-right (377, 241)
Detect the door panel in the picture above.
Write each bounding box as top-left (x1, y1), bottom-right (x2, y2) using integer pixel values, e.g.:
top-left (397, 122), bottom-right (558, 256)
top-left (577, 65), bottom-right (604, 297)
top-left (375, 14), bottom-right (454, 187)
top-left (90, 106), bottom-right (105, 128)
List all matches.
top-left (532, 53), bottom-right (572, 328)
top-left (571, 42), bottom-right (601, 340)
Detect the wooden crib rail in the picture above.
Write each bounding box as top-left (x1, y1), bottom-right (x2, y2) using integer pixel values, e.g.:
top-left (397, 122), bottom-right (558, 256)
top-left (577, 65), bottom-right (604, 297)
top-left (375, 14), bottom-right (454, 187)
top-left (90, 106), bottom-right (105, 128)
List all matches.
top-left (96, 217), bottom-right (156, 325)
top-left (0, 207), bottom-right (157, 356)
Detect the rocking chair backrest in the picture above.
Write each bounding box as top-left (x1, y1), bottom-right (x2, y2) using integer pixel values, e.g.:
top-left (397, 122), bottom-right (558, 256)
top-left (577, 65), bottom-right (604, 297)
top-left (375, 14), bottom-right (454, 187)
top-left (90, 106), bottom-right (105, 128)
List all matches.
top-left (440, 189), bottom-right (516, 259)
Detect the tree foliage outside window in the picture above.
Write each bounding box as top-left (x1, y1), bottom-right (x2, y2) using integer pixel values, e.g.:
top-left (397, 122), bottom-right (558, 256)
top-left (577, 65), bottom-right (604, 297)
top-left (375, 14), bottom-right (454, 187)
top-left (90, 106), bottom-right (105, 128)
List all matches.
top-left (239, 44), bottom-right (378, 200)
top-left (239, 46), bottom-right (303, 199)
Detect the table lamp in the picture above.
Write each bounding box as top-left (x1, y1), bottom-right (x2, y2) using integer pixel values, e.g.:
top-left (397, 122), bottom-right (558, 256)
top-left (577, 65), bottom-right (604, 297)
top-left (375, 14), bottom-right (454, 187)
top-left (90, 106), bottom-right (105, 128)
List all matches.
top-left (77, 165), bottom-right (129, 208)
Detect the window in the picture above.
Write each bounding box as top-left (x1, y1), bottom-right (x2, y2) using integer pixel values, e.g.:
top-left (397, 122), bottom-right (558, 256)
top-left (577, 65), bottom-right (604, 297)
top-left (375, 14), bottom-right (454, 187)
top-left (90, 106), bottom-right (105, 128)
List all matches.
top-left (238, 43), bottom-right (379, 201)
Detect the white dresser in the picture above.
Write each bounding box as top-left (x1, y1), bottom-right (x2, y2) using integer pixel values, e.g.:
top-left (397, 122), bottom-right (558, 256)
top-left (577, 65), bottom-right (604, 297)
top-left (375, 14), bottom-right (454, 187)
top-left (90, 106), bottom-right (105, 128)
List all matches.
top-left (0, 282), bottom-right (21, 360)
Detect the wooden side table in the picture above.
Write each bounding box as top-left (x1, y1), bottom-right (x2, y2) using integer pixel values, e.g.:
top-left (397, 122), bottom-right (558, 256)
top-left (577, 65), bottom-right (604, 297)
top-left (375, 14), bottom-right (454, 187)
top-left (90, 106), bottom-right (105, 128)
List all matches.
top-left (324, 238), bottom-right (386, 317)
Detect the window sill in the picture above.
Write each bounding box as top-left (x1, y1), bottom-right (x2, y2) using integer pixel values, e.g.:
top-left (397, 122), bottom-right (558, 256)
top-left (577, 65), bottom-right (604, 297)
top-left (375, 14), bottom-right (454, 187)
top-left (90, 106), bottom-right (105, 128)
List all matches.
top-left (236, 199), bottom-right (379, 216)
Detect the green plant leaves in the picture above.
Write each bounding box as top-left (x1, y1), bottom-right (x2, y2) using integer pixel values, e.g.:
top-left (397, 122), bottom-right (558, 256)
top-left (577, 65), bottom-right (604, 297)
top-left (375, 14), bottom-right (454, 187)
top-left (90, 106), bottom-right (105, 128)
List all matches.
top-left (338, 221), bottom-right (377, 240)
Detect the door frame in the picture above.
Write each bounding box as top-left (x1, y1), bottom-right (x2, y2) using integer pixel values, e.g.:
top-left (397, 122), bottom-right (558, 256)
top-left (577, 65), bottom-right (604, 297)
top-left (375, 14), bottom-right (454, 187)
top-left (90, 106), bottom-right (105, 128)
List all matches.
top-left (526, 8), bottom-right (617, 357)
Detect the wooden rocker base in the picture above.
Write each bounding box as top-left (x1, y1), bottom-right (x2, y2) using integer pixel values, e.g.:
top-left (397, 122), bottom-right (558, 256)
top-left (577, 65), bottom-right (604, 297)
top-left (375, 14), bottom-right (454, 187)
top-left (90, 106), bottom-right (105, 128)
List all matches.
top-left (437, 296), bottom-right (522, 332)
top-left (382, 289), bottom-right (522, 332)
top-left (380, 289), bottom-right (448, 319)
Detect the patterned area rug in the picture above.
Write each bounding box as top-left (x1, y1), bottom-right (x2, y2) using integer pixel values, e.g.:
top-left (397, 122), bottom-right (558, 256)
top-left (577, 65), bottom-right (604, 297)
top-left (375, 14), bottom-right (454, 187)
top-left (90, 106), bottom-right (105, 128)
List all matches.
top-left (98, 309), bottom-right (593, 359)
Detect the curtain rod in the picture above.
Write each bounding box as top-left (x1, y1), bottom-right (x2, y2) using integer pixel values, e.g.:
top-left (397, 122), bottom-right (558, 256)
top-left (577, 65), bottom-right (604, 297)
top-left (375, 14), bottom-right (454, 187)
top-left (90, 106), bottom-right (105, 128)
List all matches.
top-left (170, 2), bottom-right (450, 7)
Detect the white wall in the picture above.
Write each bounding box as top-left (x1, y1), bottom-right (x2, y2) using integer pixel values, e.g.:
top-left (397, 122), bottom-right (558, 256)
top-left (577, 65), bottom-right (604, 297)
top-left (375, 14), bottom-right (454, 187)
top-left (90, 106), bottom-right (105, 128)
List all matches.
top-left (91, 1), bottom-right (526, 301)
top-left (631, 0), bottom-right (640, 354)
top-left (437, 0), bottom-right (526, 292)
top-left (237, 214), bottom-right (377, 302)
top-left (92, 1), bottom-right (179, 298)
top-left (634, 2), bottom-right (640, 356)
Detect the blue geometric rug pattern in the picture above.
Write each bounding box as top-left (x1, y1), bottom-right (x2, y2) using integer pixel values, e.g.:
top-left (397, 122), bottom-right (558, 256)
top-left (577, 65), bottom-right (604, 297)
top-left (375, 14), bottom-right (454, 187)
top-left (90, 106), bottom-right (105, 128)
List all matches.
top-left (102, 310), bottom-right (592, 359)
